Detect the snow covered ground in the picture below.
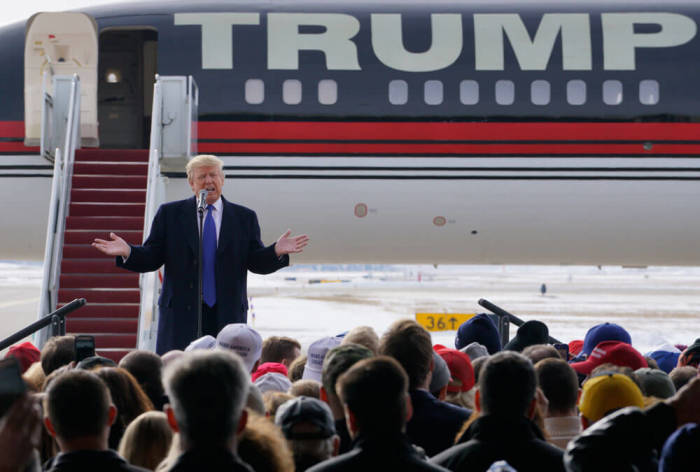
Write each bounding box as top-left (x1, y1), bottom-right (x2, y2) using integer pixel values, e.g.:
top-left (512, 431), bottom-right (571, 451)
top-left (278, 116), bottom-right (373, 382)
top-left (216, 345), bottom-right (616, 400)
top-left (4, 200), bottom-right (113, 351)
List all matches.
top-left (2, 261), bottom-right (700, 355)
top-left (249, 264), bottom-right (700, 353)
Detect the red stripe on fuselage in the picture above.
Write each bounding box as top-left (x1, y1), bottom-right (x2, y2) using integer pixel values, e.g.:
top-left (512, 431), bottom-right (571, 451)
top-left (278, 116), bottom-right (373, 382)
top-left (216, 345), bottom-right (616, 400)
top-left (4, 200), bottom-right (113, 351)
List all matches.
top-left (0, 121), bottom-right (37, 153)
top-left (0, 143), bottom-right (39, 152)
top-left (198, 122), bottom-right (700, 142)
top-left (0, 121), bottom-right (25, 137)
top-left (3, 121), bottom-right (700, 156)
top-left (198, 142), bottom-right (700, 155)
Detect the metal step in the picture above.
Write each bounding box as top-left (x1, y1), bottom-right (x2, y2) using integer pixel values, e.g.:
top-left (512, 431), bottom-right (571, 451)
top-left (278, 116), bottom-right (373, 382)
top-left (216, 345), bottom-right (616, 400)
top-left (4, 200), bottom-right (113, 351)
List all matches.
top-left (75, 149), bottom-right (149, 162)
top-left (67, 318), bottom-right (138, 333)
top-left (64, 230), bottom-right (143, 244)
top-left (59, 289), bottom-right (140, 304)
top-left (58, 303), bottom-right (139, 319)
top-left (61, 258), bottom-right (131, 274)
top-left (73, 175), bottom-right (147, 189)
top-left (74, 162), bottom-right (148, 176)
top-left (62, 244), bottom-right (113, 259)
top-left (65, 216), bottom-right (144, 231)
top-left (70, 203), bottom-right (145, 217)
top-left (59, 273), bottom-right (140, 289)
top-left (71, 189), bottom-right (146, 203)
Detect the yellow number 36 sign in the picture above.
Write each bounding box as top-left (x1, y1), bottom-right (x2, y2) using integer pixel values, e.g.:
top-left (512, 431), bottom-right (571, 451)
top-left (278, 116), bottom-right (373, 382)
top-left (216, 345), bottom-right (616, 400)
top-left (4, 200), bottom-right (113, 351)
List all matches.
top-left (415, 313), bottom-right (475, 332)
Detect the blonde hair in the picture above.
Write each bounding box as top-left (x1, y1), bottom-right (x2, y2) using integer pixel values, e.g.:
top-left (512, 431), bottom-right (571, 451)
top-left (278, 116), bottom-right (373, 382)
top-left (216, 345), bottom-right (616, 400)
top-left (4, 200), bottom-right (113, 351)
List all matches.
top-left (263, 391), bottom-right (294, 419)
top-left (118, 411), bottom-right (173, 470)
top-left (445, 390), bottom-right (475, 410)
top-left (341, 326), bottom-right (380, 354)
top-left (185, 154), bottom-right (223, 180)
top-left (23, 361), bottom-right (46, 392)
top-left (289, 379), bottom-right (321, 399)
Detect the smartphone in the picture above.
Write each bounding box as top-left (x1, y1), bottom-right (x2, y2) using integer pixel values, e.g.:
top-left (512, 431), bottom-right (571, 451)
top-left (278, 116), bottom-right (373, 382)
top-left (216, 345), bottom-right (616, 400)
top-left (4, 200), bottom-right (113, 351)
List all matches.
top-left (0, 357), bottom-right (27, 418)
top-left (554, 343), bottom-right (569, 361)
top-left (74, 335), bottom-right (96, 362)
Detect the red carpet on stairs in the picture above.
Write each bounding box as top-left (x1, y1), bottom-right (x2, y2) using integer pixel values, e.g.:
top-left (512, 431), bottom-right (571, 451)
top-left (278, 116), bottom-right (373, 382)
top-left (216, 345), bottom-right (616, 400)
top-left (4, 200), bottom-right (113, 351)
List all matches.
top-left (58, 149), bottom-right (149, 362)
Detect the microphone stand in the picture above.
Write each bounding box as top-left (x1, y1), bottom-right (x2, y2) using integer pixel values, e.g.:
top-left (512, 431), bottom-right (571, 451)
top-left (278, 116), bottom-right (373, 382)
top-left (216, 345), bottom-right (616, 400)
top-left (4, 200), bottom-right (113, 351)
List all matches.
top-left (197, 203), bottom-right (205, 338)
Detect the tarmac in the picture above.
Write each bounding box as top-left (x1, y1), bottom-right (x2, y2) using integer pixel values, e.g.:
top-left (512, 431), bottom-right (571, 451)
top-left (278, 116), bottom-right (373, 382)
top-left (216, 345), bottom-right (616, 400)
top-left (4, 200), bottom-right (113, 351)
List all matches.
top-left (2, 262), bottom-right (700, 356)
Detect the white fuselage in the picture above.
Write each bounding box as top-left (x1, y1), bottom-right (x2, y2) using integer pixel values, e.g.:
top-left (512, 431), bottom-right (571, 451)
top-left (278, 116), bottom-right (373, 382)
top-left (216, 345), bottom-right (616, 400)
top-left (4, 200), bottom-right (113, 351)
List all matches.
top-left (8, 153), bottom-right (700, 266)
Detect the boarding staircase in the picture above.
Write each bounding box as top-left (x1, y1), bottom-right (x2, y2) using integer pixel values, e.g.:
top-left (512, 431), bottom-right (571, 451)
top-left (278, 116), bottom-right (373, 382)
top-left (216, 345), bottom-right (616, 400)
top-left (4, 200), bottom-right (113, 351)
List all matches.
top-left (36, 74), bottom-right (198, 360)
top-left (59, 149), bottom-right (148, 361)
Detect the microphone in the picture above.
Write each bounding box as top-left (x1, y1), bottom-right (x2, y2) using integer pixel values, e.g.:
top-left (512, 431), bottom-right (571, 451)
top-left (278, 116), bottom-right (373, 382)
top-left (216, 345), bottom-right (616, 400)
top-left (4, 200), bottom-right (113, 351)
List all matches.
top-left (197, 189), bottom-right (208, 211)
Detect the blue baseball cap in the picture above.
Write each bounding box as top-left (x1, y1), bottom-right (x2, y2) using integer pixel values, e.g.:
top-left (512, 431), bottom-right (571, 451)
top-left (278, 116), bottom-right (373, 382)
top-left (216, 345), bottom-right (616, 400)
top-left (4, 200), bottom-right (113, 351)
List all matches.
top-left (582, 323), bottom-right (631, 356)
top-left (645, 344), bottom-right (681, 374)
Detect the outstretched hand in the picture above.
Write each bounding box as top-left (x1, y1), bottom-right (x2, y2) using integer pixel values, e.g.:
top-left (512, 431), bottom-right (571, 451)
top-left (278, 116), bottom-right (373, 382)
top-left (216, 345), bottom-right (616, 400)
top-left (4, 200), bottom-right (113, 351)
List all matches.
top-left (92, 232), bottom-right (131, 259)
top-left (275, 230), bottom-right (309, 257)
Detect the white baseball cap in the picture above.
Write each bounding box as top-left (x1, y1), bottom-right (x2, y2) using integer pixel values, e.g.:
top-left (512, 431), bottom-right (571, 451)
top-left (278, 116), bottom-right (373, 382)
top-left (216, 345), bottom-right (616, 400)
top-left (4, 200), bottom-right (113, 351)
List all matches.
top-left (302, 336), bottom-right (342, 382)
top-left (254, 372), bottom-right (292, 394)
top-left (216, 324), bottom-right (262, 373)
top-left (185, 335), bottom-right (216, 352)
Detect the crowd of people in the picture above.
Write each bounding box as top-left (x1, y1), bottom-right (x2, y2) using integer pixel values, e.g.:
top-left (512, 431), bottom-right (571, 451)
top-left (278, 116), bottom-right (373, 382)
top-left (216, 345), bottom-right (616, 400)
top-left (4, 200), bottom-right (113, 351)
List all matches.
top-left (1, 315), bottom-right (699, 471)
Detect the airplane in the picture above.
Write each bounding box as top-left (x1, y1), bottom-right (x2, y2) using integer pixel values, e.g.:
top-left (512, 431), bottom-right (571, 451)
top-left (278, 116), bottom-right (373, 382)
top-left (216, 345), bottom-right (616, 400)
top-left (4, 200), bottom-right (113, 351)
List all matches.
top-left (2, 0), bottom-right (700, 267)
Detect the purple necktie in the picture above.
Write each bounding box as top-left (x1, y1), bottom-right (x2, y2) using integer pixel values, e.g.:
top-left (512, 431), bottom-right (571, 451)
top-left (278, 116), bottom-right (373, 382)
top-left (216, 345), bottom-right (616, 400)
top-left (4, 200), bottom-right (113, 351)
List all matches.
top-left (202, 204), bottom-right (216, 307)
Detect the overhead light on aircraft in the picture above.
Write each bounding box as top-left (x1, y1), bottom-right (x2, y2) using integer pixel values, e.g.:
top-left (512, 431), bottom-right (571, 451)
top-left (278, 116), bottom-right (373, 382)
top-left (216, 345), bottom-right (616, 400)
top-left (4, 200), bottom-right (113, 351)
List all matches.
top-left (106, 69), bottom-right (121, 83)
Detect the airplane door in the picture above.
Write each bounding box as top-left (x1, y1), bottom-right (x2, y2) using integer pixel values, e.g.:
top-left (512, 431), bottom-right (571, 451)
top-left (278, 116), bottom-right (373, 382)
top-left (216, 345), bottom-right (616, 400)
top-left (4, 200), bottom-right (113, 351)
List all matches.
top-left (24, 12), bottom-right (99, 147)
top-left (98, 30), bottom-right (157, 149)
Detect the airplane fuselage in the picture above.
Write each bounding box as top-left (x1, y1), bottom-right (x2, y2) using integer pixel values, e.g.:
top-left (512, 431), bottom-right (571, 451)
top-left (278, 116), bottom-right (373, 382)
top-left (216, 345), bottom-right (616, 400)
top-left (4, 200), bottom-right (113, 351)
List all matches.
top-left (2, 0), bottom-right (700, 265)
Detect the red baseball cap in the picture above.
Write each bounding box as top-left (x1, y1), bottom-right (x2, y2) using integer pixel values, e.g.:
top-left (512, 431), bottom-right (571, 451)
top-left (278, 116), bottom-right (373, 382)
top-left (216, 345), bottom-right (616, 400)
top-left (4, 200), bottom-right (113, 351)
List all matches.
top-left (5, 341), bottom-right (40, 374)
top-left (435, 346), bottom-right (475, 393)
top-left (568, 340), bottom-right (584, 356)
top-left (252, 362), bottom-right (288, 382)
top-left (570, 340), bottom-right (647, 376)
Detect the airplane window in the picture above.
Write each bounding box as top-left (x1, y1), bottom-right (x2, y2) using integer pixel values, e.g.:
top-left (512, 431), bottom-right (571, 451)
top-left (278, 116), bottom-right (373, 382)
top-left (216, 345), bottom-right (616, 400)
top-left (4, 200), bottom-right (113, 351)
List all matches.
top-left (531, 80), bottom-right (550, 106)
top-left (460, 80), bottom-right (479, 105)
top-left (283, 79), bottom-right (302, 105)
top-left (567, 80), bottom-right (586, 105)
top-left (495, 80), bottom-right (515, 105)
top-left (318, 80), bottom-right (337, 105)
top-left (245, 79), bottom-right (264, 105)
top-left (389, 80), bottom-right (408, 105)
top-left (424, 80), bottom-right (443, 105)
top-left (603, 80), bottom-right (623, 105)
top-left (639, 80), bottom-right (659, 105)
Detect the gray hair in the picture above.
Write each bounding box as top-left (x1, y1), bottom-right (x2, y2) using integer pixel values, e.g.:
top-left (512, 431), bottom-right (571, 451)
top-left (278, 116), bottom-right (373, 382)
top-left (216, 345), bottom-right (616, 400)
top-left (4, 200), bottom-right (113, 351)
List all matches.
top-left (164, 350), bottom-right (249, 447)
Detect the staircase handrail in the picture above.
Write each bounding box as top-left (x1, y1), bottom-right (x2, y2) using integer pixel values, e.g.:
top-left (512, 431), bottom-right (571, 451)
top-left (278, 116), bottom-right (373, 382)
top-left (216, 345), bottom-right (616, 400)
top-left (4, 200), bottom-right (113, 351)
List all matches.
top-left (137, 76), bottom-right (166, 351)
top-left (0, 299), bottom-right (86, 351)
top-left (39, 63), bottom-right (56, 161)
top-left (36, 74), bottom-right (81, 348)
top-left (40, 87), bottom-right (54, 161)
top-left (187, 76), bottom-right (199, 158)
top-left (137, 74), bottom-right (199, 350)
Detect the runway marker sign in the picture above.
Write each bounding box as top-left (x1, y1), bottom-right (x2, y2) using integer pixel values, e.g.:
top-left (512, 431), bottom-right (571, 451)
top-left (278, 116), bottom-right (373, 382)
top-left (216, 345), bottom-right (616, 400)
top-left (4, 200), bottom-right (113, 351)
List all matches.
top-left (416, 313), bottom-right (475, 332)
